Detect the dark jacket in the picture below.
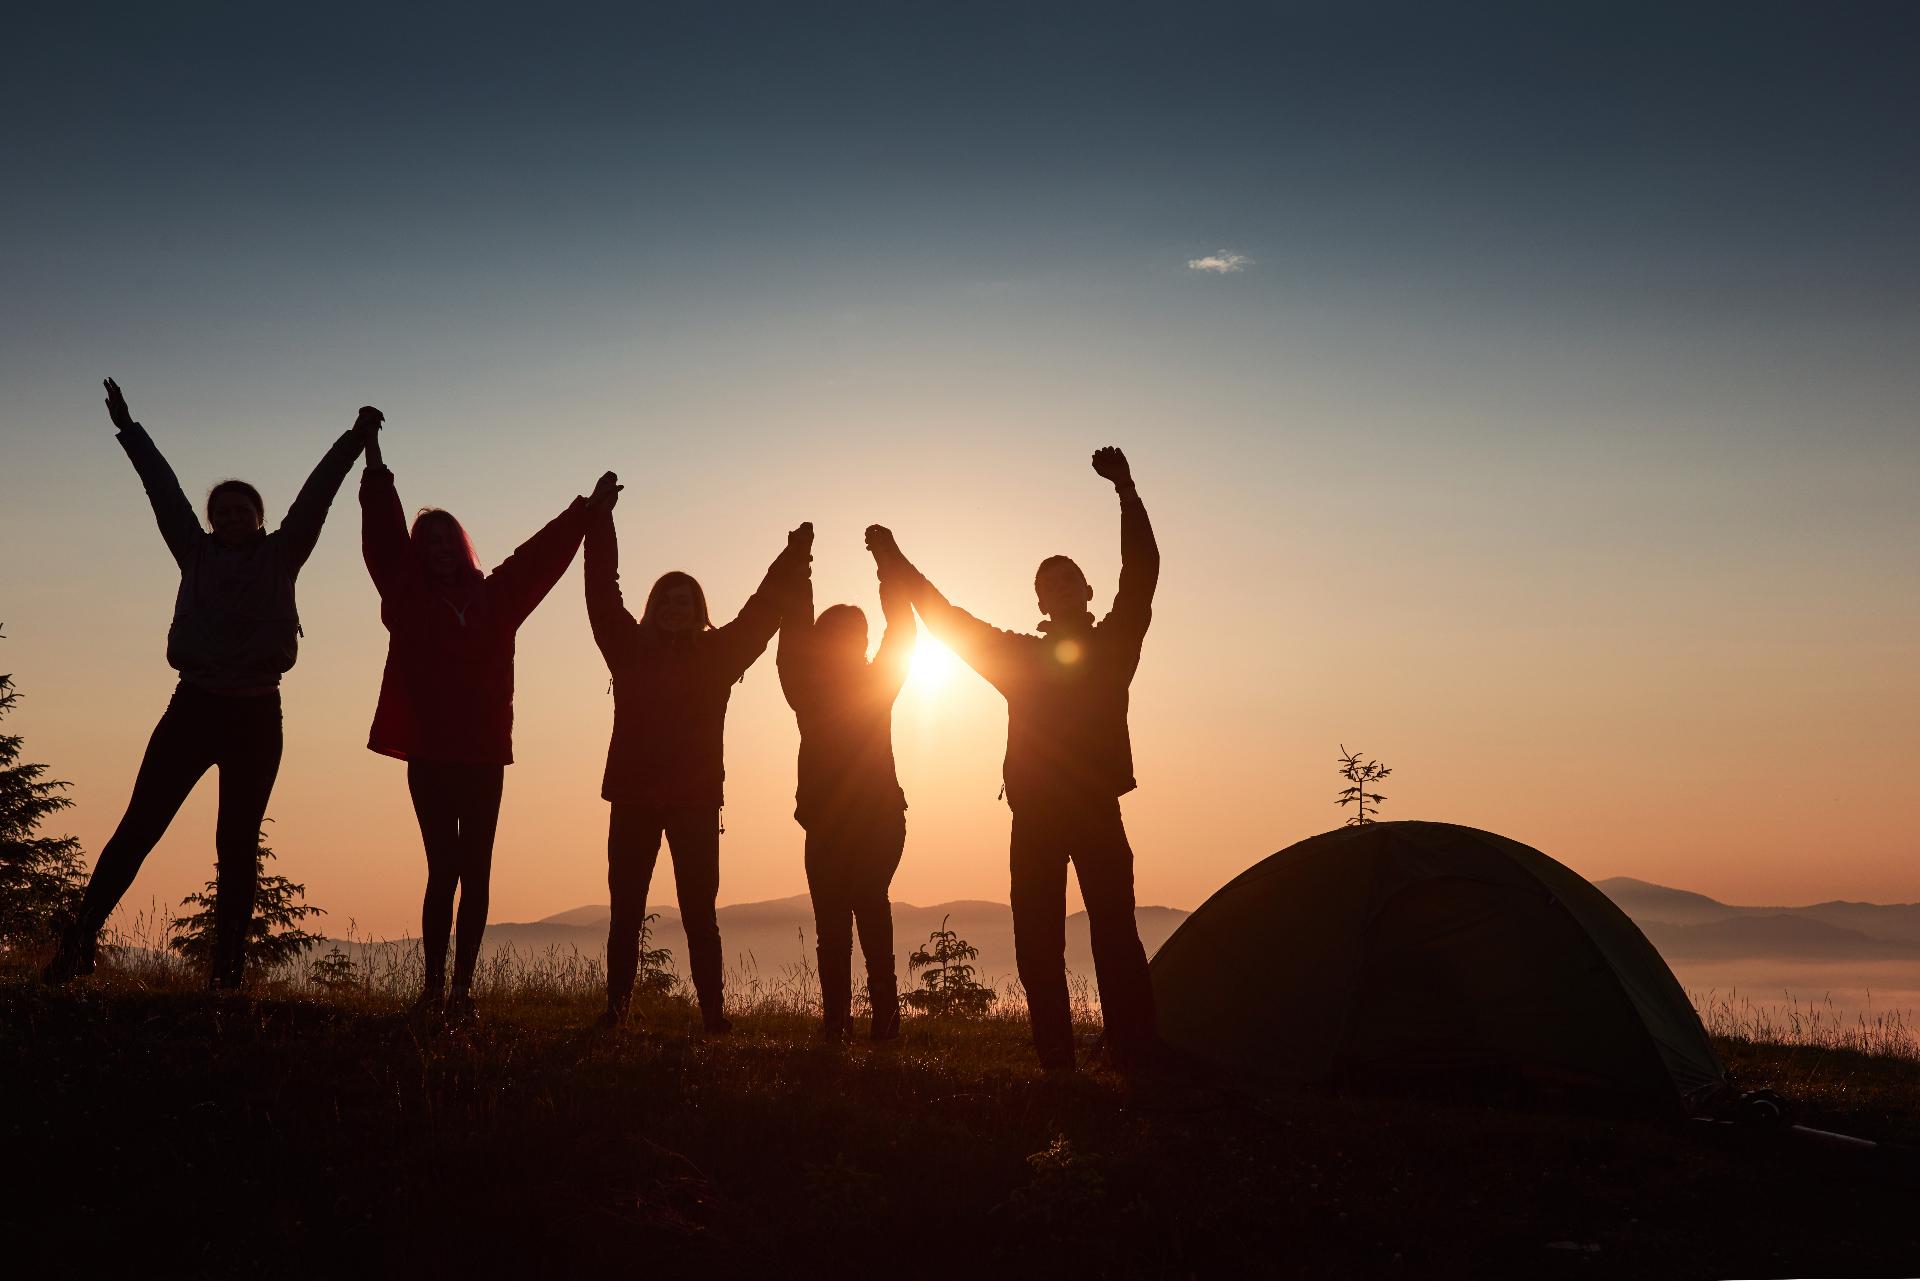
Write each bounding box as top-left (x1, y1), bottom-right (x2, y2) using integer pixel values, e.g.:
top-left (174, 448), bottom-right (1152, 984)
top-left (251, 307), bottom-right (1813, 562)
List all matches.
top-left (361, 465), bottom-right (589, 765)
top-left (904, 483), bottom-right (1158, 810)
top-left (586, 510), bottom-right (804, 808)
top-left (118, 420), bottom-right (361, 693)
top-left (776, 573), bottom-right (913, 829)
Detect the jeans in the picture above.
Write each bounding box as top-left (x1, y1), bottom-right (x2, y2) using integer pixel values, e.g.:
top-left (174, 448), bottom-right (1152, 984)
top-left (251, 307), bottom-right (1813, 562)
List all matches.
top-left (1010, 797), bottom-right (1156, 1068)
top-left (804, 808), bottom-right (905, 1035)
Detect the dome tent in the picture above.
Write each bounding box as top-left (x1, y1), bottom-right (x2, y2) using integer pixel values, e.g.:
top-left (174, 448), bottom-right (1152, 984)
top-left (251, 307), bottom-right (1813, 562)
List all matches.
top-left (1150, 821), bottom-right (1725, 1111)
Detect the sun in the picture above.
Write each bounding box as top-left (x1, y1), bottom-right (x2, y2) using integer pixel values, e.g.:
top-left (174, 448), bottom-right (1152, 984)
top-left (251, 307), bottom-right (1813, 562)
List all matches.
top-left (907, 633), bottom-right (962, 693)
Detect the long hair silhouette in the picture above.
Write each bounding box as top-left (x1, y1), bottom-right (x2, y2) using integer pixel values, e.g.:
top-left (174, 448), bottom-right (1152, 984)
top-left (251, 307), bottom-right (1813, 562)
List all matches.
top-left (640, 570), bottom-right (714, 631)
top-left (409, 508), bottom-right (485, 583)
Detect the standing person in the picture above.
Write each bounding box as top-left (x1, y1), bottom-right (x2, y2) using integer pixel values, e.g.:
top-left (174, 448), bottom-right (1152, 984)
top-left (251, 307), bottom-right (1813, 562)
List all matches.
top-left (43, 379), bottom-right (374, 989)
top-left (586, 499), bottom-right (810, 1032)
top-left (868, 447), bottom-right (1160, 1071)
top-left (360, 427), bottom-right (616, 1023)
top-left (776, 527), bottom-right (915, 1042)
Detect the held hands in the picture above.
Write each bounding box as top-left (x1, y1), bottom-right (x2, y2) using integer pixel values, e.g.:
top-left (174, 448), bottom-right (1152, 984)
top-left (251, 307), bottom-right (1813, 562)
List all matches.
top-left (1091, 446), bottom-right (1132, 489)
top-left (103, 378), bottom-right (135, 432)
top-left (788, 522), bottom-right (815, 559)
top-left (353, 406), bottom-right (385, 442)
top-left (588, 471), bottom-right (622, 512)
top-left (865, 524), bottom-right (906, 574)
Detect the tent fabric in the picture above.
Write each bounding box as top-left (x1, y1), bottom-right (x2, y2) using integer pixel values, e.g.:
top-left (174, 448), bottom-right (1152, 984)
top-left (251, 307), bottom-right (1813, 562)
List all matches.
top-left (1150, 821), bottom-right (1725, 1110)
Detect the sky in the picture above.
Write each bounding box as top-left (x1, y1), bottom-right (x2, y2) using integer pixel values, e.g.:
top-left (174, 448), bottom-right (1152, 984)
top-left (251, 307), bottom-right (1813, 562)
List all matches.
top-left (3, 1), bottom-right (1917, 937)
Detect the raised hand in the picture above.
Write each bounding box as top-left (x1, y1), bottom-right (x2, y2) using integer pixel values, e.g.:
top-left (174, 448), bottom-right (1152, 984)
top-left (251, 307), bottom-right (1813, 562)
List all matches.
top-left (589, 470), bottom-right (623, 511)
top-left (353, 405), bottom-right (385, 441)
top-left (1091, 446), bottom-right (1132, 488)
top-left (103, 377), bottom-right (135, 432)
top-left (865, 524), bottom-right (908, 575)
top-left (788, 521), bottom-right (815, 555)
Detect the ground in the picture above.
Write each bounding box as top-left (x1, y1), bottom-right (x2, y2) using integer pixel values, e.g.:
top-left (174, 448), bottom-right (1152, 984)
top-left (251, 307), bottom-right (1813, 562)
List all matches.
top-left (3, 974), bottom-right (1917, 1279)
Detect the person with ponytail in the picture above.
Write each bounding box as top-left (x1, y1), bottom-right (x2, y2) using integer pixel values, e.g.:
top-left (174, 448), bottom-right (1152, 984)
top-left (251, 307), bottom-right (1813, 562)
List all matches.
top-left (44, 378), bottom-right (373, 989)
top-left (586, 499), bottom-right (810, 1033)
top-left (360, 424), bottom-right (617, 1023)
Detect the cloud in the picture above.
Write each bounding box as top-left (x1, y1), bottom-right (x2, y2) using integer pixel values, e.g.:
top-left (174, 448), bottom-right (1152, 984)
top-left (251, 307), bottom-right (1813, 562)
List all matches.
top-left (1187, 250), bottom-right (1250, 274)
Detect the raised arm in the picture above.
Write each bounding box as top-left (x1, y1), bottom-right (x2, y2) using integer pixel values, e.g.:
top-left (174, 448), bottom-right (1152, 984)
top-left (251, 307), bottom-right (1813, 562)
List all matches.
top-left (713, 523), bottom-right (812, 681)
top-left (358, 427), bottom-right (413, 601)
top-left (870, 567), bottom-right (917, 702)
top-left (490, 472), bottom-right (617, 627)
top-left (1092, 446), bottom-right (1158, 639)
top-left (277, 407), bottom-right (378, 572)
top-left (105, 378), bottom-right (202, 566)
top-left (866, 525), bottom-right (1018, 691)
top-left (584, 502), bottom-right (641, 660)
top-left (775, 531), bottom-right (817, 711)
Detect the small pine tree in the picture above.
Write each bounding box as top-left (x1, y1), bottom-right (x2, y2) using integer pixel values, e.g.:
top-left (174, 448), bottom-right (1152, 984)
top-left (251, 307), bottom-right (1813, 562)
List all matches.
top-left (634, 911), bottom-right (677, 1000)
top-left (903, 914), bottom-right (996, 1019)
top-left (306, 945), bottom-right (360, 994)
top-left (0, 633), bottom-right (87, 951)
top-left (170, 822), bottom-right (327, 977)
top-left (1336, 743), bottom-right (1392, 826)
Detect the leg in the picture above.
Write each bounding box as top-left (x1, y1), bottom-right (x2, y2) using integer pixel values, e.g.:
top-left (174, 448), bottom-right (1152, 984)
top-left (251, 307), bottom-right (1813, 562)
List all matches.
top-left (850, 810), bottom-right (906, 1040)
top-left (208, 693), bottom-right (283, 989)
top-left (54, 686), bottom-right (216, 977)
top-left (448, 764), bottom-right (505, 995)
top-left (666, 808), bottom-right (726, 1029)
top-left (1009, 808), bottom-right (1074, 1069)
top-left (804, 824), bottom-right (855, 1037)
top-left (605, 804), bottom-right (665, 1018)
top-left (408, 762), bottom-right (464, 1000)
top-left (1069, 801), bottom-right (1157, 1064)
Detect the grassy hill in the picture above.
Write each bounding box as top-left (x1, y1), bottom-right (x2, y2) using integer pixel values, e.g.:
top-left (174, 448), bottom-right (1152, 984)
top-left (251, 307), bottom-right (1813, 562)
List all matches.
top-left (4, 962), bottom-right (1918, 1279)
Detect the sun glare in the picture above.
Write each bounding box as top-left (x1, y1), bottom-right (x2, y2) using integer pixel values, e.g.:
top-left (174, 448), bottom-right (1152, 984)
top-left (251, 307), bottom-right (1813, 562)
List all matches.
top-left (907, 633), bottom-right (962, 692)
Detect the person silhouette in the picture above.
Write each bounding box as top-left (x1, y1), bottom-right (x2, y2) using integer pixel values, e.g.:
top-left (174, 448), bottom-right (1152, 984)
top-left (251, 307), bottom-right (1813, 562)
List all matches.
top-left (43, 378), bottom-right (373, 989)
top-left (586, 500), bottom-right (811, 1033)
top-left (868, 447), bottom-right (1160, 1071)
top-left (360, 424), bottom-right (616, 1024)
top-left (776, 526), bottom-right (915, 1041)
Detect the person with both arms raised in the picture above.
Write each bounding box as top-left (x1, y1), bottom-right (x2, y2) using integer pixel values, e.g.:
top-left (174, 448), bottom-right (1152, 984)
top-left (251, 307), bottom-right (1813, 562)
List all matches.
top-left (586, 491), bottom-right (811, 1034)
top-left (868, 447), bottom-right (1161, 1072)
top-left (359, 421), bottom-right (618, 1024)
top-left (776, 524), bottom-right (915, 1042)
top-left (45, 378), bottom-right (373, 990)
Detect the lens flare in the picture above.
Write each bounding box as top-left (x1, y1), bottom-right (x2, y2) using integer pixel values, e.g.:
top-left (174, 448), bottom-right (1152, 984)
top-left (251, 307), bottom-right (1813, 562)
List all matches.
top-left (908, 633), bottom-right (961, 691)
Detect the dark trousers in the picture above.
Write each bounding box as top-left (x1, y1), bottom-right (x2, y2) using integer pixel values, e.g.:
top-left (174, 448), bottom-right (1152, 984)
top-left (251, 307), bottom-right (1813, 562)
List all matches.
top-left (407, 760), bottom-right (506, 995)
top-left (1010, 797), bottom-right (1156, 1068)
top-left (606, 804), bottom-right (723, 1017)
top-left (803, 808), bottom-right (906, 1035)
top-left (72, 681), bottom-right (283, 986)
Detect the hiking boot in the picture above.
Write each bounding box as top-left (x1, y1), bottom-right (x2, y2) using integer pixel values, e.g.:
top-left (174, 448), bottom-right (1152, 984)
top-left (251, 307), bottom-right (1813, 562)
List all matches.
top-left (41, 930), bottom-right (97, 985)
top-left (408, 991), bottom-right (446, 1025)
top-left (869, 1007), bottom-right (901, 1043)
top-left (592, 1006), bottom-right (627, 1034)
top-left (821, 1018), bottom-right (850, 1043)
top-left (702, 1011), bottom-right (733, 1035)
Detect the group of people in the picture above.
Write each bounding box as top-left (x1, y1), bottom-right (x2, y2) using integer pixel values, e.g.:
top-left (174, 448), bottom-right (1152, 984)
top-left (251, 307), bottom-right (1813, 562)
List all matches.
top-left (44, 378), bottom-right (1163, 1071)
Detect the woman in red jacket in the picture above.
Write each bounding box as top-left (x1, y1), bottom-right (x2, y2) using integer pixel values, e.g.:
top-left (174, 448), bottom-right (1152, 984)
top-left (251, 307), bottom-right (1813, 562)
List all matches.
top-left (362, 429), bottom-right (618, 1022)
top-left (586, 495), bottom-right (809, 1032)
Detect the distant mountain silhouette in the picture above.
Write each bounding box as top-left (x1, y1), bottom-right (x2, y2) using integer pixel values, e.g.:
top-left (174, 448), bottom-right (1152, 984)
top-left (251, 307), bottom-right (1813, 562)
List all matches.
top-left (1597, 877), bottom-right (1920, 960)
top-left (346, 896), bottom-right (1191, 987)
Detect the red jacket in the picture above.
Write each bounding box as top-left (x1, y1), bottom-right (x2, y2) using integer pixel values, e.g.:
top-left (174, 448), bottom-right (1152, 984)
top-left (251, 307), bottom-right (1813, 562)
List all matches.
top-left (586, 510), bottom-right (804, 808)
top-left (362, 466), bottom-right (588, 764)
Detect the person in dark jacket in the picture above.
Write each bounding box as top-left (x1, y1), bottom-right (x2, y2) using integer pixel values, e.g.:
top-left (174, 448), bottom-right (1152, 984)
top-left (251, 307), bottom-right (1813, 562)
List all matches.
top-left (586, 499), bottom-right (810, 1032)
top-left (776, 526), bottom-right (915, 1041)
top-left (361, 427), bottom-right (616, 1022)
top-left (44, 378), bottom-right (373, 989)
top-left (868, 447), bottom-right (1160, 1071)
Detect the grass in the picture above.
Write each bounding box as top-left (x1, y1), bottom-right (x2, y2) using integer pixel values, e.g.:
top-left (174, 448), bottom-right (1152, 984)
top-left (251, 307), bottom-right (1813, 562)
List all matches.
top-left (4, 940), bottom-right (1919, 1279)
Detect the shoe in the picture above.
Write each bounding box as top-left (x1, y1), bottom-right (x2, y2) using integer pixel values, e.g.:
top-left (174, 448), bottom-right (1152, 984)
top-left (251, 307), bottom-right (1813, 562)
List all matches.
top-left (41, 930), bottom-right (97, 985)
top-left (592, 1006), bottom-right (627, 1033)
top-left (821, 1019), bottom-right (850, 1043)
top-left (444, 990), bottom-right (477, 1026)
top-left (869, 1008), bottom-right (900, 1043)
top-left (408, 991), bottom-right (446, 1024)
top-left (702, 1012), bottom-right (733, 1035)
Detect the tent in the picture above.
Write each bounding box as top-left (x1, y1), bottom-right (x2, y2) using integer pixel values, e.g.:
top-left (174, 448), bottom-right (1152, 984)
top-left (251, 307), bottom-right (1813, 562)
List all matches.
top-left (1150, 821), bottom-right (1725, 1111)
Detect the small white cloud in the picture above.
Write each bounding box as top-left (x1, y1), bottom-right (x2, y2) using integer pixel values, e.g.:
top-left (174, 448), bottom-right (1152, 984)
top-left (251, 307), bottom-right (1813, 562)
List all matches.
top-left (1188, 250), bottom-right (1251, 274)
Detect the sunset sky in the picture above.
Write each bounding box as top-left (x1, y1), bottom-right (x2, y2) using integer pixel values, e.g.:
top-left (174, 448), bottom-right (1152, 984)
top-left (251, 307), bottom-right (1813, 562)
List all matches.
top-left (3, 1), bottom-right (1916, 937)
